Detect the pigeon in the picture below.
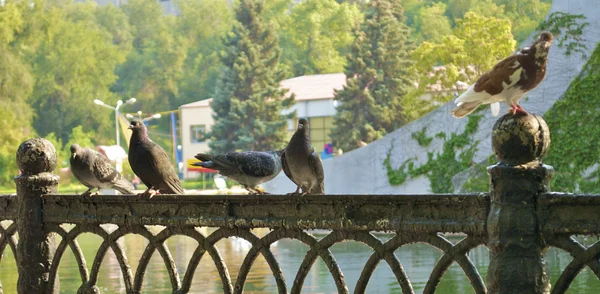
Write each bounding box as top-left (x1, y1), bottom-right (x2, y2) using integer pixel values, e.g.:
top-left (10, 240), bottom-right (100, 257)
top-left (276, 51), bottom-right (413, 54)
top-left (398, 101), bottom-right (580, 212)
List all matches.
top-left (128, 119), bottom-right (184, 198)
top-left (193, 150), bottom-right (285, 194)
top-left (69, 144), bottom-right (135, 196)
top-left (451, 31), bottom-right (553, 118)
top-left (281, 118), bottom-right (325, 195)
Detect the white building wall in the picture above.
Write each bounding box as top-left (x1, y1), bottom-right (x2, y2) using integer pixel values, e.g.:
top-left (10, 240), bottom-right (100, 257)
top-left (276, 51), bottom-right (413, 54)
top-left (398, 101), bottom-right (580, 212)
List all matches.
top-left (284, 99), bottom-right (336, 118)
top-left (180, 106), bottom-right (214, 177)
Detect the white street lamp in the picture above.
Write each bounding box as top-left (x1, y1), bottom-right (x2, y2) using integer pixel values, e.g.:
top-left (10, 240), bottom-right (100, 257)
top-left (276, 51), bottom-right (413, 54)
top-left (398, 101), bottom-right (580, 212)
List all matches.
top-left (93, 97), bottom-right (136, 151)
top-left (125, 112), bottom-right (162, 122)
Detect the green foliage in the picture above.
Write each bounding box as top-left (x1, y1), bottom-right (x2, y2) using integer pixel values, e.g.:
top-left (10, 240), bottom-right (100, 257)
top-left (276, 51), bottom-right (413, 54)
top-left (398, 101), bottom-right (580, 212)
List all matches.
top-left (413, 2), bottom-right (452, 42)
top-left (175, 0), bottom-right (233, 103)
top-left (331, 0), bottom-right (414, 153)
top-left (411, 128), bottom-right (433, 147)
top-left (406, 12), bottom-right (516, 120)
top-left (544, 42), bottom-right (600, 193)
top-left (277, 0), bottom-right (362, 76)
top-left (403, 0), bottom-right (550, 44)
top-left (209, 0), bottom-right (295, 154)
top-left (28, 2), bottom-right (124, 143)
top-left (384, 115), bottom-right (483, 193)
top-left (538, 12), bottom-right (590, 59)
top-left (116, 0), bottom-right (187, 112)
top-left (383, 140), bottom-right (411, 186)
top-left (461, 155), bottom-right (495, 192)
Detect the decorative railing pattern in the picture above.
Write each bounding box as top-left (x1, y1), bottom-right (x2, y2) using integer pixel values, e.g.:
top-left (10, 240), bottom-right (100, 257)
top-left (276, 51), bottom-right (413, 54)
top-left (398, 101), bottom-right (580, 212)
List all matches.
top-left (0, 114), bottom-right (600, 293)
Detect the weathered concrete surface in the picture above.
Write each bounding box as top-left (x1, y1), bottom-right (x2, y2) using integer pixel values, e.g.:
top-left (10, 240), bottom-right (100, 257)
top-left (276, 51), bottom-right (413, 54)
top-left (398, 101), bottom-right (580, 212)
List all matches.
top-left (265, 0), bottom-right (600, 194)
top-left (42, 194), bottom-right (489, 234)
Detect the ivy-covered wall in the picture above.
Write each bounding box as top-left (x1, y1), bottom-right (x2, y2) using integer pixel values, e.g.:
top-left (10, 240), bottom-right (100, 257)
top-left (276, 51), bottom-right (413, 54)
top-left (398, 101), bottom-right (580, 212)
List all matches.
top-left (385, 41), bottom-right (600, 194)
top-left (384, 115), bottom-right (484, 193)
top-left (544, 41), bottom-right (600, 193)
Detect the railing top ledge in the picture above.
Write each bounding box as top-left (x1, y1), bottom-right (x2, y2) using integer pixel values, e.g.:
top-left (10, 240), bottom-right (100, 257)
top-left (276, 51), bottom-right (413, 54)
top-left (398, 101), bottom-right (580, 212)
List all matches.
top-left (40, 193), bottom-right (490, 234)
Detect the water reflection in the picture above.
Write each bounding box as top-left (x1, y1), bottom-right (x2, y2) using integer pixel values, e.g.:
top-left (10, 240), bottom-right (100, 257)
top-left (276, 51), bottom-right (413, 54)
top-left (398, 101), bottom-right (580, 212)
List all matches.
top-left (0, 229), bottom-right (598, 293)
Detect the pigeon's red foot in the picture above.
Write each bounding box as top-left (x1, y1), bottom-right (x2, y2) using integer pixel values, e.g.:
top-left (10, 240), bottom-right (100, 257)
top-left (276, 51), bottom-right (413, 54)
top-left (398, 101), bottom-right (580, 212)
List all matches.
top-left (138, 188), bottom-right (158, 199)
top-left (509, 104), bottom-right (529, 115)
top-left (147, 190), bottom-right (159, 199)
top-left (514, 105), bottom-right (529, 115)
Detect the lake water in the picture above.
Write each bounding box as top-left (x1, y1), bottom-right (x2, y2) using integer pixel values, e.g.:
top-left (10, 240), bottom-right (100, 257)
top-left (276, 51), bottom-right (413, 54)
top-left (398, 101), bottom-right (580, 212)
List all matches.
top-left (0, 227), bottom-right (599, 293)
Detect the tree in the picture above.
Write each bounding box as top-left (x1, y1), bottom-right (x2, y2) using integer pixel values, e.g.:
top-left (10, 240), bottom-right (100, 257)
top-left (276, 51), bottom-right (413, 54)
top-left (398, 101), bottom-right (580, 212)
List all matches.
top-left (330, 0), bottom-right (413, 153)
top-left (279, 0), bottom-right (362, 76)
top-left (27, 2), bottom-right (124, 143)
top-left (209, 0), bottom-right (294, 154)
top-left (413, 2), bottom-right (452, 42)
top-left (115, 0), bottom-right (187, 112)
top-left (175, 0), bottom-right (234, 104)
top-left (406, 11), bottom-right (515, 120)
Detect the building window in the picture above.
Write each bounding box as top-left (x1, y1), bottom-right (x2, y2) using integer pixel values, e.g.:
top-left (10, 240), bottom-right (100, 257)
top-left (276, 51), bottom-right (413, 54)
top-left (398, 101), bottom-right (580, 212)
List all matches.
top-left (190, 125), bottom-right (207, 143)
top-left (309, 116), bottom-right (333, 153)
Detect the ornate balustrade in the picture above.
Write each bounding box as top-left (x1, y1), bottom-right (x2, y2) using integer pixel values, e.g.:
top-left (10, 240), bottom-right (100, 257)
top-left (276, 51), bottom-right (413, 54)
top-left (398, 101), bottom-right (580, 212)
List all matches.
top-left (0, 114), bottom-right (599, 294)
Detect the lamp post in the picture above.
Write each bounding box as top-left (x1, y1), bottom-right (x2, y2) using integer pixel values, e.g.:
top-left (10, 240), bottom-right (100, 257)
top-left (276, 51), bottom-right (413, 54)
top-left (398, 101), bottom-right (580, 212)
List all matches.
top-left (125, 111), bottom-right (162, 123)
top-left (93, 98), bottom-right (136, 148)
top-left (93, 97), bottom-right (136, 173)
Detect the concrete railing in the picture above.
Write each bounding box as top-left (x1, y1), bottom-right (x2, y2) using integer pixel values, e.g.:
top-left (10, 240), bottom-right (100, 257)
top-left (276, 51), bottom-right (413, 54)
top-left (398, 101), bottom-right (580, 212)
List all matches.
top-left (1, 114), bottom-right (599, 293)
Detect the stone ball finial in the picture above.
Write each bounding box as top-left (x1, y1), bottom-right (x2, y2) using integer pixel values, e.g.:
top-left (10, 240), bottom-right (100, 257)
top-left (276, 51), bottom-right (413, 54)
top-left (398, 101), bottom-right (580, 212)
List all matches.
top-left (16, 138), bottom-right (58, 175)
top-left (492, 113), bottom-right (550, 165)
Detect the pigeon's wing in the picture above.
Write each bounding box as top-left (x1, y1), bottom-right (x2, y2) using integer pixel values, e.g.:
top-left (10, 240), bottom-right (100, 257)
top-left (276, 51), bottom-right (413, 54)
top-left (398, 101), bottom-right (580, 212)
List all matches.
top-left (91, 151), bottom-right (134, 194)
top-left (281, 151), bottom-right (299, 186)
top-left (473, 56), bottom-right (522, 96)
top-left (309, 152), bottom-right (325, 194)
top-left (226, 152), bottom-right (277, 177)
top-left (148, 142), bottom-right (184, 194)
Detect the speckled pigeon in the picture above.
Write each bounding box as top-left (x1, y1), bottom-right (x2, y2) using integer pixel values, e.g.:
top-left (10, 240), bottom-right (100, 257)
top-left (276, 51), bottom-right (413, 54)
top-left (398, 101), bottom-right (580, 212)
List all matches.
top-left (69, 144), bottom-right (135, 196)
top-left (451, 31), bottom-right (553, 118)
top-left (194, 150), bottom-right (284, 194)
top-left (128, 119), bottom-right (184, 198)
top-left (281, 118), bottom-right (324, 195)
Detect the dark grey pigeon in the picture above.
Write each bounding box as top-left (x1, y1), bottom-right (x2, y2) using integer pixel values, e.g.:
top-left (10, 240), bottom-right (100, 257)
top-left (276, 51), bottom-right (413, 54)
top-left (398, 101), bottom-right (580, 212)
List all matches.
top-left (69, 144), bottom-right (135, 196)
top-left (194, 150), bottom-right (284, 194)
top-left (281, 118), bottom-right (324, 195)
top-left (128, 119), bottom-right (184, 198)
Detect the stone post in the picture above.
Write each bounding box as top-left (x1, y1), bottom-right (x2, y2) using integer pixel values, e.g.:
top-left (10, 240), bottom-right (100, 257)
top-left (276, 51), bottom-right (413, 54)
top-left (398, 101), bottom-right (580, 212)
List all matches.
top-left (15, 138), bottom-right (60, 294)
top-left (486, 113), bottom-right (553, 293)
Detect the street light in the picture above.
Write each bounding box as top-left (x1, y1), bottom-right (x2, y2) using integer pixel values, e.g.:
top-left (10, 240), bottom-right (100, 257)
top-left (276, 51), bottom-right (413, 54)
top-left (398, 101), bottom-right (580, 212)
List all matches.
top-left (93, 97), bottom-right (136, 148)
top-left (125, 111), bottom-right (162, 122)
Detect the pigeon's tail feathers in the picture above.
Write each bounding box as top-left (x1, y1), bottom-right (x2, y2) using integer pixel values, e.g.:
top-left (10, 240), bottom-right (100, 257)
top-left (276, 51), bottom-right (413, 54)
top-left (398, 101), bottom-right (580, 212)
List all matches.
top-left (112, 179), bottom-right (135, 195)
top-left (311, 182), bottom-right (325, 194)
top-left (490, 102), bottom-right (500, 116)
top-left (193, 153), bottom-right (215, 167)
top-left (193, 161), bottom-right (213, 168)
top-left (194, 153), bottom-right (213, 162)
top-left (454, 85), bottom-right (491, 103)
top-left (165, 179), bottom-right (185, 194)
top-left (451, 101), bottom-right (482, 118)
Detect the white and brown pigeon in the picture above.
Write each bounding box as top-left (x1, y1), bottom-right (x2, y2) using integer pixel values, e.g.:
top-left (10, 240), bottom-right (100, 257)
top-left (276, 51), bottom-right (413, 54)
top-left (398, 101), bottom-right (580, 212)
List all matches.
top-left (451, 31), bottom-right (553, 118)
top-left (193, 150), bottom-right (284, 194)
top-left (281, 118), bottom-right (325, 195)
top-left (69, 144), bottom-right (135, 196)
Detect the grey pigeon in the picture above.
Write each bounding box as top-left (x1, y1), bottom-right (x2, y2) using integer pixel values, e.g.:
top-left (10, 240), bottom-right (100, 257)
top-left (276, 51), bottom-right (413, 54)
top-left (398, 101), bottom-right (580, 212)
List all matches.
top-left (194, 150), bottom-right (284, 194)
top-left (281, 118), bottom-right (324, 195)
top-left (69, 144), bottom-right (135, 196)
top-left (128, 119), bottom-right (184, 198)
